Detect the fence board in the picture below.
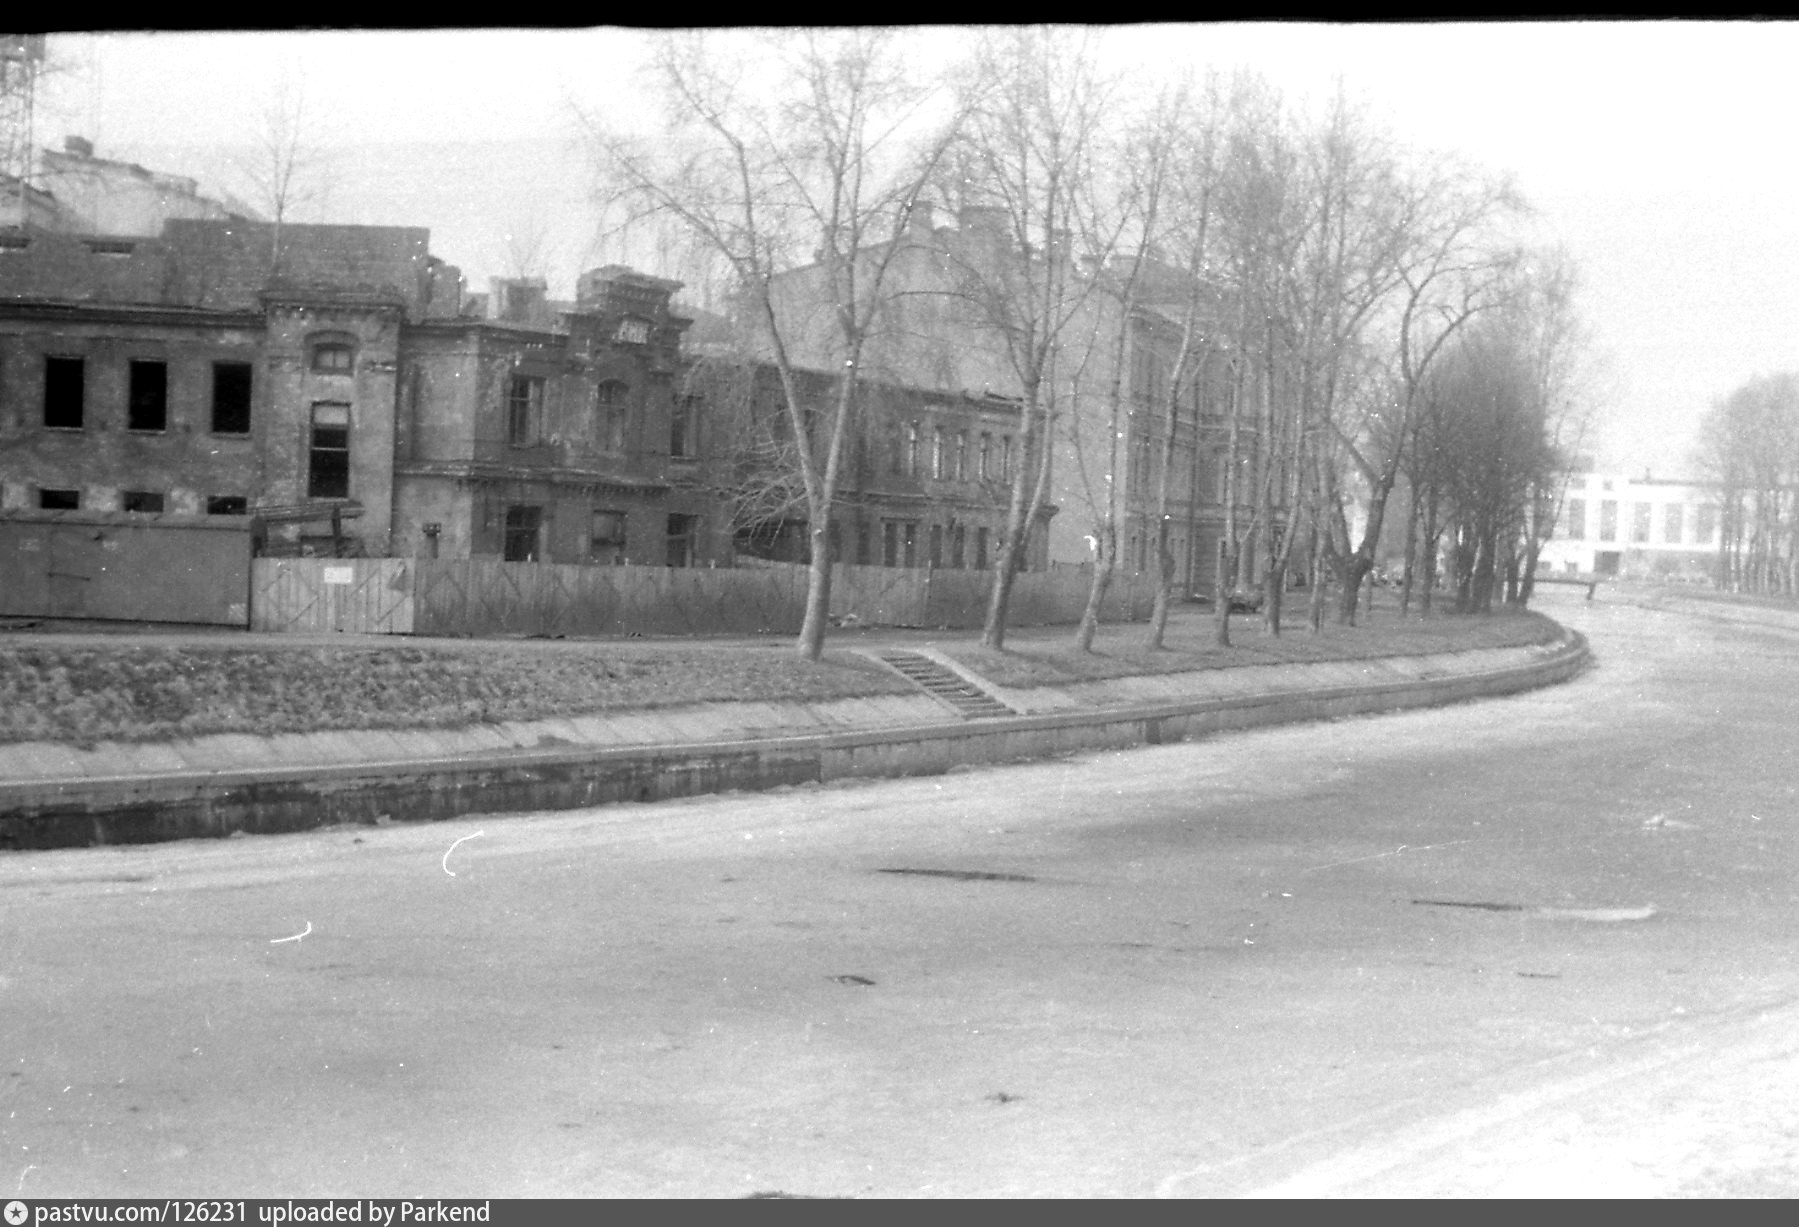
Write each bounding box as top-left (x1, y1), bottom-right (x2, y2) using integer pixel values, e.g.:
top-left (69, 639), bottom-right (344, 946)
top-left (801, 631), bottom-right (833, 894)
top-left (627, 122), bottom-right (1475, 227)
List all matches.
top-left (251, 559), bottom-right (412, 634)
top-left (254, 557), bottom-right (1151, 638)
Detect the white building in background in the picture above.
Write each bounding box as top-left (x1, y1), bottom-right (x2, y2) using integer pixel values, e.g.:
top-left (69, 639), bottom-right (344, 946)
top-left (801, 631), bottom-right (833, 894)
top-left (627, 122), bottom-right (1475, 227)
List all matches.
top-left (1538, 470), bottom-right (1720, 582)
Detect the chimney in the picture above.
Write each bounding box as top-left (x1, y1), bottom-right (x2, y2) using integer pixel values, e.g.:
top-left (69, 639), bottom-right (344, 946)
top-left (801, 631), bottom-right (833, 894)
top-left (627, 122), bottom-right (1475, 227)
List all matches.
top-left (490, 276), bottom-right (547, 323)
top-left (63, 135), bottom-right (94, 158)
top-left (957, 205), bottom-right (1007, 237)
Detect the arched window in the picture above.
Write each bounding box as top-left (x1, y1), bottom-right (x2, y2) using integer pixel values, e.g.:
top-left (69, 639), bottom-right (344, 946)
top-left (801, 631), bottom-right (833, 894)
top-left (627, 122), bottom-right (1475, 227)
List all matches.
top-left (310, 335), bottom-right (356, 374)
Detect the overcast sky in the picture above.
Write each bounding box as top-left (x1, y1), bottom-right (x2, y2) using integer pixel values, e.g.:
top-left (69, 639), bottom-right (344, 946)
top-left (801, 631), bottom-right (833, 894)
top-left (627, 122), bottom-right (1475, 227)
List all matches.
top-left (30, 23), bottom-right (1799, 479)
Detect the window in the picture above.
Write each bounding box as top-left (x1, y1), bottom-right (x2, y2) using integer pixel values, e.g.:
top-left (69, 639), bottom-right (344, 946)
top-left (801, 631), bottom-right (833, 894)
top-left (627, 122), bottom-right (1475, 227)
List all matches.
top-left (615, 318), bottom-right (650, 345)
top-left (122, 490), bottom-right (164, 513)
top-left (1565, 498), bottom-right (1586, 541)
top-left (882, 520), bottom-right (918, 568)
top-left (127, 360), bottom-right (168, 431)
top-left (1599, 499), bottom-right (1618, 543)
top-left (671, 395), bottom-right (698, 459)
top-left (308, 403), bottom-right (351, 499)
top-left (1664, 503), bottom-right (1683, 545)
top-left (931, 427), bottom-right (946, 479)
top-left (856, 520), bottom-right (872, 565)
top-left (38, 488), bottom-right (79, 510)
top-left (905, 422), bottom-right (920, 477)
top-left (503, 505), bottom-right (542, 562)
top-left (666, 513), bottom-right (698, 568)
top-left (1696, 505), bottom-right (1717, 545)
top-left (974, 526), bottom-right (990, 570)
top-left (312, 342), bottom-right (354, 374)
top-left (508, 375), bottom-right (543, 447)
top-left (596, 381), bottom-right (629, 452)
top-left (207, 496), bottom-right (248, 516)
top-left (591, 509), bottom-right (627, 564)
top-left (44, 356), bottom-right (84, 429)
top-left (979, 433), bottom-right (993, 480)
top-left (212, 362), bottom-right (253, 434)
top-left (950, 525), bottom-right (966, 569)
top-left (1632, 502), bottom-right (1652, 544)
top-left (954, 430), bottom-right (968, 481)
top-left (1000, 435), bottom-right (1013, 482)
top-left (929, 524), bottom-right (943, 568)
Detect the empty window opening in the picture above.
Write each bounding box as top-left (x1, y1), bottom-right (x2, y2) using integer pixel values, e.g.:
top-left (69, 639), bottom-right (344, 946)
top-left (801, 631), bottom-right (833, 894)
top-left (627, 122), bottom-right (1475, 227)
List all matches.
top-left (503, 504), bottom-right (543, 562)
top-left (666, 513), bottom-right (698, 567)
top-left (38, 488), bottom-right (80, 510)
top-left (44, 356), bottom-right (84, 429)
top-left (212, 362), bottom-right (253, 434)
top-left (591, 509), bottom-right (627, 564)
top-left (308, 403), bottom-right (351, 499)
top-left (207, 496), bottom-right (248, 516)
top-left (128, 360), bottom-right (168, 431)
top-left (883, 520), bottom-right (918, 568)
top-left (122, 490), bottom-right (165, 513)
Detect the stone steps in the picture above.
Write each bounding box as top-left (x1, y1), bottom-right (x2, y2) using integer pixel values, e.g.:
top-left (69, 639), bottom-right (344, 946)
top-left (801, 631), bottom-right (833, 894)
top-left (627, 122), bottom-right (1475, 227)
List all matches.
top-left (872, 650), bottom-right (1015, 720)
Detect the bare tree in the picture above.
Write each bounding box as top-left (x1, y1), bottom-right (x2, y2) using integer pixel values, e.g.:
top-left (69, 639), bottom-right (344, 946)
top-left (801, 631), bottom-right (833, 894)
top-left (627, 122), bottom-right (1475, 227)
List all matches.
top-left (1329, 158), bottom-right (1524, 623)
top-left (497, 213), bottom-right (558, 282)
top-left (1140, 76), bottom-right (1227, 650)
top-left (1504, 250), bottom-right (1600, 606)
top-left (586, 29), bottom-right (967, 660)
top-left (942, 26), bottom-right (1113, 651)
top-left (1696, 373), bottom-right (1799, 595)
top-left (236, 69), bottom-right (330, 275)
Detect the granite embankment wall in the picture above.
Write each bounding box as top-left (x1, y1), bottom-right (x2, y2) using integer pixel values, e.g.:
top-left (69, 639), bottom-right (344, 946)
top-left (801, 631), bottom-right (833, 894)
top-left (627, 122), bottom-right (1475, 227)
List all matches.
top-left (0, 633), bottom-right (1589, 851)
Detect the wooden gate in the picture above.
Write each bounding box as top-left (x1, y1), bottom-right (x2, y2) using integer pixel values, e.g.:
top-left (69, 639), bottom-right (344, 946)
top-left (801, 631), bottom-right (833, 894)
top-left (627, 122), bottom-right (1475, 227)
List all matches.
top-left (251, 559), bottom-right (415, 634)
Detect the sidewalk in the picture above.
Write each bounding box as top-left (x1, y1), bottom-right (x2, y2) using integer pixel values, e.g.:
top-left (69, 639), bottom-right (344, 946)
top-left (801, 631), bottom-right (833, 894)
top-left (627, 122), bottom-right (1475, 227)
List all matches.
top-left (0, 621), bottom-right (1590, 851)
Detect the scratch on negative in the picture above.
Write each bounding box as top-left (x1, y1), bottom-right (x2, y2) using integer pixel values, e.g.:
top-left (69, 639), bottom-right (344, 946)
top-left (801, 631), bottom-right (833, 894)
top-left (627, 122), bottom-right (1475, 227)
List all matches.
top-left (1304, 839), bottom-right (1475, 873)
top-left (270, 921), bottom-right (312, 944)
top-left (443, 831), bottom-right (485, 877)
top-left (19, 1163), bottom-right (36, 1192)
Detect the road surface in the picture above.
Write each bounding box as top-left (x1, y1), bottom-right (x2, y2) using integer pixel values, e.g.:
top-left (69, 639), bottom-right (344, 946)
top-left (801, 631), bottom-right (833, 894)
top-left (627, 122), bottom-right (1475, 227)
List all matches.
top-left (4, 592), bottom-right (1798, 1197)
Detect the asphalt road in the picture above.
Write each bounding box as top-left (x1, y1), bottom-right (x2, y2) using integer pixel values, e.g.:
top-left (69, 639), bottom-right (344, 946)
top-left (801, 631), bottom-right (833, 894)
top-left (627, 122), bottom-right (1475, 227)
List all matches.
top-left (4, 591), bottom-right (1798, 1198)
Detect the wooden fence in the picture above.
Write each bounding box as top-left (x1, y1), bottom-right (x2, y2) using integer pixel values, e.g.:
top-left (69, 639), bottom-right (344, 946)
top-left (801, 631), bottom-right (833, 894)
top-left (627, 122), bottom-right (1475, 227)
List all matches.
top-left (249, 557), bottom-right (1155, 637)
top-left (251, 558), bottom-right (415, 634)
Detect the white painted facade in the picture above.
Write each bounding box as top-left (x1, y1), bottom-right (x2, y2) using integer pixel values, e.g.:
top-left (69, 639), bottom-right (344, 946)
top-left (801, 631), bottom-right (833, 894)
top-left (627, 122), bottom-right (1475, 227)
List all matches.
top-left (1538, 471), bottom-right (1721, 581)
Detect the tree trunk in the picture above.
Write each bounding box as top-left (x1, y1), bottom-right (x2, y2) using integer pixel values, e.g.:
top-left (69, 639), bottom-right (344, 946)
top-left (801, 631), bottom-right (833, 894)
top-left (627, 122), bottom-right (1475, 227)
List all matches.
top-left (796, 518), bottom-right (833, 660)
top-left (1213, 538), bottom-right (1234, 648)
top-left (1076, 528), bottom-right (1116, 653)
top-left (1147, 518), bottom-right (1175, 650)
top-left (1399, 487), bottom-right (1420, 618)
top-left (1308, 528), bottom-right (1328, 633)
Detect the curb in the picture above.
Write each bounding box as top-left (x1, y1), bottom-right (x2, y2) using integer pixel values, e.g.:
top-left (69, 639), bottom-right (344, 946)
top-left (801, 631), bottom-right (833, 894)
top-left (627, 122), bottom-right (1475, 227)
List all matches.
top-left (0, 632), bottom-right (1590, 851)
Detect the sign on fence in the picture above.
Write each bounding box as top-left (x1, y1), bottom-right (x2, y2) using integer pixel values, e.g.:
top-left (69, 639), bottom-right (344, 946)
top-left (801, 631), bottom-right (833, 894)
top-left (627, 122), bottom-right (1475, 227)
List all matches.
top-left (251, 559), bottom-right (414, 634)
